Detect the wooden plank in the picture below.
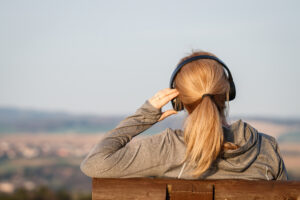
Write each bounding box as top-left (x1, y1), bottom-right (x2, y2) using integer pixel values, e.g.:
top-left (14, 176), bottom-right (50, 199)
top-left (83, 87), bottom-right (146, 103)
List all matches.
top-left (170, 191), bottom-right (213, 200)
top-left (213, 180), bottom-right (300, 200)
top-left (92, 178), bottom-right (166, 200)
top-left (168, 183), bottom-right (193, 200)
top-left (92, 178), bottom-right (300, 200)
top-left (192, 182), bottom-right (213, 200)
top-left (167, 182), bottom-right (213, 200)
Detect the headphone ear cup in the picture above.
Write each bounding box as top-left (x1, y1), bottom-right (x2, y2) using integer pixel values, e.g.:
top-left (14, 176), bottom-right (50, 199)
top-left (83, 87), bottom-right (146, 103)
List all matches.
top-left (172, 97), bottom-right (184, 111)
top-left (228, 77), bottom-right (236, 101)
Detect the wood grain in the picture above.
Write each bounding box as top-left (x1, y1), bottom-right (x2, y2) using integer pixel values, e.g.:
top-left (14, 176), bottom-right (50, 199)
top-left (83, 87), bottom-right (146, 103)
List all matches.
top-left (92, 178), bottom-right (300, 200)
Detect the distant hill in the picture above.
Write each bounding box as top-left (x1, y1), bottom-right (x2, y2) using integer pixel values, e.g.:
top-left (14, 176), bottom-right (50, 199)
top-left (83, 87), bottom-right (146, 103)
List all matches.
top-left (278, 131), bottom-right (300, 143)
top-left (0, 107), bottom-right (124, 133)
top-left (0, 107), bottom-right (185, 134)
top-left (231, 116), bottom-right (300, 126)
top-left (0, 106), bottom-right (299, 134)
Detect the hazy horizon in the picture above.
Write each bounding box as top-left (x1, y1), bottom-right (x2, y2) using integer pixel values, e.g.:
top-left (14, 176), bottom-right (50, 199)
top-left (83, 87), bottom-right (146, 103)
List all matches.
top-left (1, 105), bottom-right (300, 121)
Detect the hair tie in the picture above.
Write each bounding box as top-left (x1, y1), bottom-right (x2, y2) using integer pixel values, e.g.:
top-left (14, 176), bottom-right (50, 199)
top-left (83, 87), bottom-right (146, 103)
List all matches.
top-left (202, 93), bottom-right (214, 99)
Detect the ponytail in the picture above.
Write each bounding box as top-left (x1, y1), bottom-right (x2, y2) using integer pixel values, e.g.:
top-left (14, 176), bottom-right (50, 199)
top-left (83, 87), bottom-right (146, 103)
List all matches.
top-left (184, 96), bottom-right (223, 176)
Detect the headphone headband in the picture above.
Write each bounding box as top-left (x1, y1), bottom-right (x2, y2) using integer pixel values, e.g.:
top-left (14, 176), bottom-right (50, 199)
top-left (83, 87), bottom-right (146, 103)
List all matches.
top-left (169, 55), bottom-right (236, 111)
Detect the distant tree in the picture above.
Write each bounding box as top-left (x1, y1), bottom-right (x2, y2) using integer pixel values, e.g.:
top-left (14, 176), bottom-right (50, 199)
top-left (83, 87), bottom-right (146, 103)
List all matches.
top-left (55, 189), bottom-right (71, 200)
top-left (0, 186), bottom-right (90, 200)
top-left (76, 193), bottom-right (91, 200)
top-left (32, 186), bottom-right (55, 200)
top-left (15, 188), bottom-right (31, 200)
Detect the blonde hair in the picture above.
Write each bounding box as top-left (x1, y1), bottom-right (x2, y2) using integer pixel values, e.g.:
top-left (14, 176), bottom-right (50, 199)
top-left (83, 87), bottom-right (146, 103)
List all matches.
top-left (174, 51), bottom-right (237, 177)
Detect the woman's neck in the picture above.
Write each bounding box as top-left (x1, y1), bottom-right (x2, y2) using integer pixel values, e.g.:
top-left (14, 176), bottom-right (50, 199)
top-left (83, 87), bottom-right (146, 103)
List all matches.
top-left (222, 117), bottom-right (230, 128)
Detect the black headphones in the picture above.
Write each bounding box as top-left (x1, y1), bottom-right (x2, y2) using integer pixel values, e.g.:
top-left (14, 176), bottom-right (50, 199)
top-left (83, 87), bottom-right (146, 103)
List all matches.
top-left (169, 55), bottom-right (236, 111)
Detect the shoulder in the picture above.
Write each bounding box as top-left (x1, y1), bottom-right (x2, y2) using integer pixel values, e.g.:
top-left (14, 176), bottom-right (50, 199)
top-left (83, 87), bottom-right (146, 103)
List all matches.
top-left (232, 119), bottom-right (278, 148)
top-left (141, 128), bottom-right (184, 145)
top-left (166, 128), bottom-right (185, 144)
top-left (255, 131), bottom-right (282, 163)
top-left (258, 132), bottom-right (278, 149)
top-left (134, 128), bottom-right (186, 159)
top-left (257, 132), bottom-right (288, 180)
top-left (131, 128), bottom-right (186, 164)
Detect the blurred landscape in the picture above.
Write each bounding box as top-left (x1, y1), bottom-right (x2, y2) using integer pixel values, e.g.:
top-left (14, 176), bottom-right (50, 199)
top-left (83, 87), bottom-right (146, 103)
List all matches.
top-left (0, 106), bottom-right (300, 199)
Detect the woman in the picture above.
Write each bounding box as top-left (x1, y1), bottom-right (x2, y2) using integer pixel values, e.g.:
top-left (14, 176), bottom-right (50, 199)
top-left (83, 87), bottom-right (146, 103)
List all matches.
top-left (80, 51), bottom-right (288, 180)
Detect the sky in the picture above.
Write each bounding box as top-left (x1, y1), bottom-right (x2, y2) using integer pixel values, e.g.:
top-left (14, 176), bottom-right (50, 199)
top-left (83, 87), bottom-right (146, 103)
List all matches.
top-left (0, 0), bottom-right (300, 118)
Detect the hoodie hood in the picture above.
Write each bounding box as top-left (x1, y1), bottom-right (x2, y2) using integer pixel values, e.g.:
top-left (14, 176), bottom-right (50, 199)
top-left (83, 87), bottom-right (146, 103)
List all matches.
top-left (217, 120), bottom-right (260, 172)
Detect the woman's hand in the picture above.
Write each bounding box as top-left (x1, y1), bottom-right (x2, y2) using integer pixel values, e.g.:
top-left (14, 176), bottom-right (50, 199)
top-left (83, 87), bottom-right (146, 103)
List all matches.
top-left (148, 88), bottom-right (179, 121)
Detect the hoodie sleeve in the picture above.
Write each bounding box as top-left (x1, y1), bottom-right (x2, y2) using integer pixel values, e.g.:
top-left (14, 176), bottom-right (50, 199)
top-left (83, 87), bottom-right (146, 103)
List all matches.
top-left (80, 100), bottom-right (172, 178)
top-left (274, 142), bottom-right (288, 180)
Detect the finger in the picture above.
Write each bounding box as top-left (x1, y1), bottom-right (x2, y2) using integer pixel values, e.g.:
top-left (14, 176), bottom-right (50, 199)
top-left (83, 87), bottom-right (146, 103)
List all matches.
top-left (159, 91), bottom-right (179, 106)
top-left (161, 88), bottom-right (179, 97)
top-left (153, 88), bottom-right (169, 98)
top-left (158, 110), bottom-right (178, 121)
top-left (157, 91), bottom-right (179, 108)
top-left (157, 89), bottom-right (179, 102)
top-left (149, 89), bottom-right (179, 109)
top-left (158, 110), bottom-right (177, 121)
top-left (156, 88), bottom-right (178, 98)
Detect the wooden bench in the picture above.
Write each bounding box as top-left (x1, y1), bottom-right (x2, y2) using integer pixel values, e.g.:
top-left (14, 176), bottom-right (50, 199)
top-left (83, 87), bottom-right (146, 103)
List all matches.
top-left (92, 178), bottom-right (300, 200)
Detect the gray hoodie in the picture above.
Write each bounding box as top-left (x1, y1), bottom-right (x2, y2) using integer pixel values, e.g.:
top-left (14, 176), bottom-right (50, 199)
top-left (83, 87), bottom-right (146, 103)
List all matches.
top-left (80, 100), bottom-right (288, 180)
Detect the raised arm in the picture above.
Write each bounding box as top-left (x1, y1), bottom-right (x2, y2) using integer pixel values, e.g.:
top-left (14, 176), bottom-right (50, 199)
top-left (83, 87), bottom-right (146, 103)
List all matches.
top-left (80, 89), bottom-right (179, 178)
